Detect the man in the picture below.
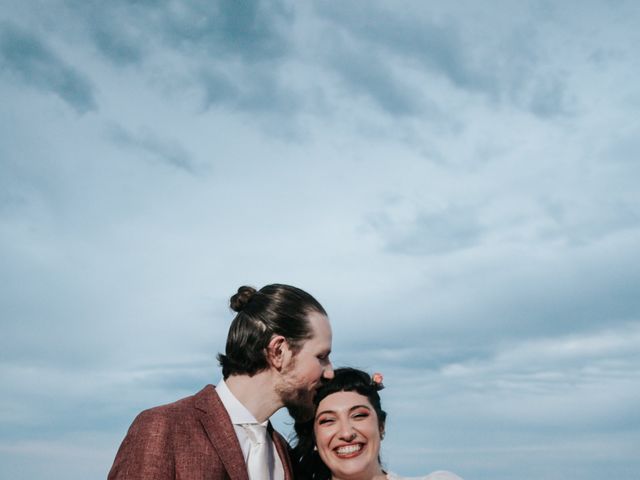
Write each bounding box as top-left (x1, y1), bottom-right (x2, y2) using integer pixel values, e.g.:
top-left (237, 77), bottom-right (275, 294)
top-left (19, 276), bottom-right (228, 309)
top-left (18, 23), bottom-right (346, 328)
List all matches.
top-left (108, 284), bottom-right (334, 480)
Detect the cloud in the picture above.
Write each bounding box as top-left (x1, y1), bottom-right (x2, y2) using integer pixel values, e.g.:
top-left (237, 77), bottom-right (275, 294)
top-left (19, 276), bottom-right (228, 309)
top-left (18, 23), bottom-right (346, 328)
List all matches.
top-left (78, 0), bottom-right (301, 119)
top-left (0, 22), bottom-right (97, 113)
top-left (316, 1), bottom-right (494, 94)
top-left (108, 125), bottom-right (199, 174)
top-left (161, 0), bottom-right (293, 61)
top-left (324, 38), bottom-right (424, 116)
top-left (90, 21), bottom-right (144, 66)
top-left (71, 0), bottom-right (293, 62)
top-left (0, 358), bottom-right (216, 437)
top-left (367, 202), bottom-right (484, 255)
top-left (378, 321), bottom-right (640, 474)
top-left (198, 64), bottom-right (300, 115)
top-left (603, 128), bottom-right (640, 165)
top-left (68, 0), bottom-right (293, 65)
top-left (0, 437), bottom-right (115, 480)
top-left (312, 1), bottom-right (586, 120)
top-left (350, 321), bottom-right (640, 479)
top-left (330, 223), bottom-right (640, 368)
top-left (527, 76), bottom-right (574, 118)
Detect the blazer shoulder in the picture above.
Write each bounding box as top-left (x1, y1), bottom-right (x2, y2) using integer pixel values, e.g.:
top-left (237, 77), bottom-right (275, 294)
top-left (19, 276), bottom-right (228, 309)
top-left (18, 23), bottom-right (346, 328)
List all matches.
top-left (142, 384), bottom-right (215, 414)
top-left (108, 385), bottom-right (220, 480)
top-left (128, 385), bottom-right (216, 432)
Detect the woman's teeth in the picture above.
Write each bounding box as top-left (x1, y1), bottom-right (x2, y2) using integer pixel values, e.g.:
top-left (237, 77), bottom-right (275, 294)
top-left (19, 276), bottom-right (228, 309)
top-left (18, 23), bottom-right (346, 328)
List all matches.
top-left (336, 444), bottom-right (362, 455)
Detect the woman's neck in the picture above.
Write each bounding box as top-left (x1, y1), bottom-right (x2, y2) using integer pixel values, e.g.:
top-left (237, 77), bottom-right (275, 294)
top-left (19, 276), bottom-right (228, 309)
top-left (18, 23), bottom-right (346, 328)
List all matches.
top-left (331, 469), bottom-right (387, 480)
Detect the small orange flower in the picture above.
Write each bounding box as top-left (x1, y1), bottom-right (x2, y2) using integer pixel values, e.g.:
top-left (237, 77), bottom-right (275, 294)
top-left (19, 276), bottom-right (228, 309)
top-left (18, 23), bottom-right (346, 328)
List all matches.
top-left (372, 372), bottom-right (384, 385)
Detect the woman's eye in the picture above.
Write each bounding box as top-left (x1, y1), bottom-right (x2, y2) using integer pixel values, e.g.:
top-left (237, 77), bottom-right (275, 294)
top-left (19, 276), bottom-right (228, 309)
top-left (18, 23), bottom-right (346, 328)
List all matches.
top-left (317, 417), bottom-right (334, 425)
top-left (353, 411), bottom-right (369, 419)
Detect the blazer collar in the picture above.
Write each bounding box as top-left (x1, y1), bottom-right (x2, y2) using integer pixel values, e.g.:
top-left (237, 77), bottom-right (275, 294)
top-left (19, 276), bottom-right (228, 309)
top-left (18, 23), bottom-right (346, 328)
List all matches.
top-left (195, 385), bottom-right (248, 480)
top-left (269, 423), bottom-right (294, 480)
top-left (195, 385), bottom-right (295, 480)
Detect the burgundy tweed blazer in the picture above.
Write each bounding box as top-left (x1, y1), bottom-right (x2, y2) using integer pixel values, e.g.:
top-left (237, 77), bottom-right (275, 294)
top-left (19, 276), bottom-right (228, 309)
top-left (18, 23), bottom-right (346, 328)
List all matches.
top-left (108, 385), bottom-right (294, 480)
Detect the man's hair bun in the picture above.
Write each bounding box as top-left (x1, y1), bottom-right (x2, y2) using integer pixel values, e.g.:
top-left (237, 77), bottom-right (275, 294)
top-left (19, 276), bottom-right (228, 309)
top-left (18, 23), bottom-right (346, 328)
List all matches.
top-left (229, 286), bottom-right (257, 312)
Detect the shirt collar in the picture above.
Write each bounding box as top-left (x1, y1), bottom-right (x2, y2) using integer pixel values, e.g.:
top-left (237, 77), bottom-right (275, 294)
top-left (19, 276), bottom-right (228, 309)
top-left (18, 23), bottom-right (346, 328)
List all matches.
top-left (216, 378), bottom-right (266, 426)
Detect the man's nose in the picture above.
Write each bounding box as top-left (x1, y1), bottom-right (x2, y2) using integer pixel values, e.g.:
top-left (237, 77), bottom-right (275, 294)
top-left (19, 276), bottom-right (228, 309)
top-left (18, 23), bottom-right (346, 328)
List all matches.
top-left (323, 362), bottom-right (335, 380)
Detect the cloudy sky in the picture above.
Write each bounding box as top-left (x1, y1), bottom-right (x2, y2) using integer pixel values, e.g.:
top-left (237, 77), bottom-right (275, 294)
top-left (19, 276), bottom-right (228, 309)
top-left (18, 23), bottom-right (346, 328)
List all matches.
top-left (1, 1), bottom-right (639, 479)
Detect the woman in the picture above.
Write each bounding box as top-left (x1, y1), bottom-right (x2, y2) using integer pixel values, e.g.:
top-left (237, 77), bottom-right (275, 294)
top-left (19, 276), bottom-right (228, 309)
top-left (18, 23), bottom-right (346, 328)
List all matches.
top-left (293, 368), bottom-right (463, 480)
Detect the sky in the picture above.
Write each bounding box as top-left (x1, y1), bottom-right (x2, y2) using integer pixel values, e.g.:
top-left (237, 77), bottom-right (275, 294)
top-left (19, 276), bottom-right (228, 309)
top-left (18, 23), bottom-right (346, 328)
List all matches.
top-left (1, 1), bottom-right (639, 479)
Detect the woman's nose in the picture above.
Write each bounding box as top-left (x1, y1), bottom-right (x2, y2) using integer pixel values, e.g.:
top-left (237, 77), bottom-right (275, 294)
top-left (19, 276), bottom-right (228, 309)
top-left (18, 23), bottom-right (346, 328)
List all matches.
top-left (338, 423), bottom-right (356, 441)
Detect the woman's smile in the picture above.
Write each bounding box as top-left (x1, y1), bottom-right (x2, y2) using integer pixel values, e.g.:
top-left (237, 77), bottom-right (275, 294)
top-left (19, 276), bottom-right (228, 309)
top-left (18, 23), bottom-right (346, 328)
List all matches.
top-left (314, 391), bottom-right (384, 479)
top-left (334, 443), bottom-right (364, 457)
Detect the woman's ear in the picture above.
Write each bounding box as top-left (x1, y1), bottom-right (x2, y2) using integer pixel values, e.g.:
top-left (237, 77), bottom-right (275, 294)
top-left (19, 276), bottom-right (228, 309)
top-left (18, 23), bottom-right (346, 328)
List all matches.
top-left (379, 423), bottom-right (386, 440)
top-left (266, 335), bottom-right (289, 370)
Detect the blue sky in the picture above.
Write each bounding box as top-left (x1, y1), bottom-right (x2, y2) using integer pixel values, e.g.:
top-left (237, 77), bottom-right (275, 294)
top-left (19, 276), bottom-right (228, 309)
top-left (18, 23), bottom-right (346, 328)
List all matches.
top-left (1, 1), bottom-right (639, 479)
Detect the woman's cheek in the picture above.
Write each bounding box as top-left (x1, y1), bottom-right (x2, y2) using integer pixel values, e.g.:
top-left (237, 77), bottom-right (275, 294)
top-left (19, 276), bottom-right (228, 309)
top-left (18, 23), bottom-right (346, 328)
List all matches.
top-left (315, 428), bottom-right (332, 460)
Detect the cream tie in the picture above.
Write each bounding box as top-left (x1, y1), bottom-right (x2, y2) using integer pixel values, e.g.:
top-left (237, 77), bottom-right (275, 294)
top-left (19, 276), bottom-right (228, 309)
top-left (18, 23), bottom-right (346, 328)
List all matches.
top-left (242, 423), bottom-right (271, 480)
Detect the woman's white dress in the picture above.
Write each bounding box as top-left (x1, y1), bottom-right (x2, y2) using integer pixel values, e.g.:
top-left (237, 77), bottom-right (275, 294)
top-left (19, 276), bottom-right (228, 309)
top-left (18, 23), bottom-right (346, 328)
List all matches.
top-left (387, 471), bottom-right (463, 480)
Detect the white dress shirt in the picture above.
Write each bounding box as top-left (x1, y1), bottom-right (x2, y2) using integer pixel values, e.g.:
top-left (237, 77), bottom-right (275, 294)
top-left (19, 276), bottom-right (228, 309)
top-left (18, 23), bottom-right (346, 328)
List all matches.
top-left (216, 379), bottom-right (285, 480)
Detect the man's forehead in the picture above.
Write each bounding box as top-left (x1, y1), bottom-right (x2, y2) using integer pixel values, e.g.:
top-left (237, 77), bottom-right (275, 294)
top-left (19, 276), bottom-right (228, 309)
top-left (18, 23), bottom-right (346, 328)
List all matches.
top-left (307, 311), bottom-right (331, 336)
top-left (304, 311), bottom-right (332, 349)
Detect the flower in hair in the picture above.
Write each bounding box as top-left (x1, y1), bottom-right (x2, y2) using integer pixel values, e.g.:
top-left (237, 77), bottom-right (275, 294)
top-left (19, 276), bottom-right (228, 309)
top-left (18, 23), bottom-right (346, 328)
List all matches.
top-left (372, 372), bottom-right (384, 388)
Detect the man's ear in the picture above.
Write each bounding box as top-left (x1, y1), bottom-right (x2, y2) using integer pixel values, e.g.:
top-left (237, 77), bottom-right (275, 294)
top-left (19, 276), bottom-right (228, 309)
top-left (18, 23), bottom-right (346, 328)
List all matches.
top-left (266, 335), bottom-right (290, 370)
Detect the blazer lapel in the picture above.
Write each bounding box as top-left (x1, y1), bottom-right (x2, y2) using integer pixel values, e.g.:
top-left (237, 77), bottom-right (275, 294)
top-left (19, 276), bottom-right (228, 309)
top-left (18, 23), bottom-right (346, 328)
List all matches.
top-left (195, 385), bottom-right (248, 480)
top-left (269, 423), bottom-right (294, 480)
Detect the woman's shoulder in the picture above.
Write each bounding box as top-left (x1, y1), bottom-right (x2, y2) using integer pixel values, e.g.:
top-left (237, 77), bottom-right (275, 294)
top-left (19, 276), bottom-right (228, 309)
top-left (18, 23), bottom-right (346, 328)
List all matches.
top-left (387, 470), bottom-right (464, 480)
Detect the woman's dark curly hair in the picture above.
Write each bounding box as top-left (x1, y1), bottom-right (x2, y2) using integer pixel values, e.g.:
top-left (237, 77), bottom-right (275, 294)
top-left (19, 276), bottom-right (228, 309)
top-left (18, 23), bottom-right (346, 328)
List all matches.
top-left (292, 367), bottom-right (387, 480)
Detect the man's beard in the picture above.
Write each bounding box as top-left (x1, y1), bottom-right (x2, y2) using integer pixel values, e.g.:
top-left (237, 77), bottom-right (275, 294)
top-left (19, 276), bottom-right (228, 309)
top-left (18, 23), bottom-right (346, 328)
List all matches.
top-left (283, 387), bottom-right (315, 422)
top-left (276, 361), bottom-right (316, 422)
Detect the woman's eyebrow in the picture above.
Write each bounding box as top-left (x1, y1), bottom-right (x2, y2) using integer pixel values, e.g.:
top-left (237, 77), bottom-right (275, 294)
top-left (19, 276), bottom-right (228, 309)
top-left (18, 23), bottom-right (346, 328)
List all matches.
top-left (315, 409), bottom-right (336, 417)
top-left (349, 405), bottom-right (372, 412)
top-left (316, 404), bottom-right (372, 418)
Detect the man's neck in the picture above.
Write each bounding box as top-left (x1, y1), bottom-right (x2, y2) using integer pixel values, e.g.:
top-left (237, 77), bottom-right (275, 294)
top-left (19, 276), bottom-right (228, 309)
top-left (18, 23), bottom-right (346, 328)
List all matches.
top-left (224, 372), bottom-right (282, 423)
